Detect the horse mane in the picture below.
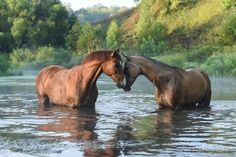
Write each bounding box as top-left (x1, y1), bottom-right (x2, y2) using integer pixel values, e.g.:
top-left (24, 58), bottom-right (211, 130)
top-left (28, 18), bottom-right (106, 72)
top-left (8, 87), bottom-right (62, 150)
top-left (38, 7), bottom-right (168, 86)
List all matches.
top-left (140, 55), bottom-right (182, 70)
top-left (82, 50), bottom-right (119, 64)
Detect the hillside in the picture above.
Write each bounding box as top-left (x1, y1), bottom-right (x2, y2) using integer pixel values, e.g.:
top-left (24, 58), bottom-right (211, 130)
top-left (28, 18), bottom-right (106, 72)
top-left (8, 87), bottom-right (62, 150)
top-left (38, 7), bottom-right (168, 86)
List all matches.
top-left (110, 0), bottom-right (236, 76)
top-left (121, 0), bottom-right (233, 48)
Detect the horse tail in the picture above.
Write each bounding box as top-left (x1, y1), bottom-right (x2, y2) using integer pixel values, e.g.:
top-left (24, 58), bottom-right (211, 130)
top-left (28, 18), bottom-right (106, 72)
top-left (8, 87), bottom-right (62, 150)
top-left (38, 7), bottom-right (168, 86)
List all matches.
top-left (200, 71), bottom-right (212, 107)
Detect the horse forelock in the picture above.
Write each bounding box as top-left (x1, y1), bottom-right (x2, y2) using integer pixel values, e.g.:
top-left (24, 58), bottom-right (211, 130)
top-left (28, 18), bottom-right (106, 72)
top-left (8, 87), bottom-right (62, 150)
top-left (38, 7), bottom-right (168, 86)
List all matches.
top-left (82, 50), bottom-right (121, 64)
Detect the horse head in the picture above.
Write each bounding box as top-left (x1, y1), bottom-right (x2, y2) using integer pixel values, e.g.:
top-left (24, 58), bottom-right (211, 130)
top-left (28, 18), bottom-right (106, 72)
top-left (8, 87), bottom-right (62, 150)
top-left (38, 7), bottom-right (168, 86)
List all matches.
top-left (122, 54), bottom-right (142, 91)
top-left (102, 49), bottom-right (126, 88)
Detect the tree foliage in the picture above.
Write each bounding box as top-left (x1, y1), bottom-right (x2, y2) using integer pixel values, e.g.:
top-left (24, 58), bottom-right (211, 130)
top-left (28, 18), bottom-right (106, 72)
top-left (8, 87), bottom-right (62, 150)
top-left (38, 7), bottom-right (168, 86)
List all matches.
top-left (136, 0), bottom-right (167, 54)
top-left (106, 20), bottom-right (119, 48)
top-left (65, 22), bottom-right (82, 52)
top-left (221, 14), bottom-right (236, 44)
top-left (77, 23), bottom-right (96, 53)
top-left (0, 0), bottom-right (73, 52)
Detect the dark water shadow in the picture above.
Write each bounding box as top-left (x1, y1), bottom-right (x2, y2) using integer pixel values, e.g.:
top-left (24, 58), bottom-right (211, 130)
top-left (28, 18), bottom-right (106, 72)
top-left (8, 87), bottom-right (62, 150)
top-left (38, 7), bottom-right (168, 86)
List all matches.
top-left (37, 105), bottom-right (98, 141)
top-left (37, 104), bottom-right (122, 156)
top-left (108, 107), bottom-right (213, 156)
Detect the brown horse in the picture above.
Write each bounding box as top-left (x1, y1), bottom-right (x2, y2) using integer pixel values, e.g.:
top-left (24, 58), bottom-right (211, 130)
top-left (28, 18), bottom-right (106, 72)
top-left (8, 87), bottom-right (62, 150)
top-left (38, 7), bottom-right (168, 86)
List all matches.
top-left (35, 49), bottom-right (125, 108)
top-left (122, 55), bottom-right (211, 109)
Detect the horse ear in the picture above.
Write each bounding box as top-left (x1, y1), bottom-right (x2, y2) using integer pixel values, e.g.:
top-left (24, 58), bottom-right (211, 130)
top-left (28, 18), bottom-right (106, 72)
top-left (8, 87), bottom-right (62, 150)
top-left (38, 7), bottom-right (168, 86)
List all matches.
top-left (116, 48), bottom-right (119, 53)
top-left (111, 49), bottom-right (119, 57)
top-left (122, 53), bottom-right (130, 61)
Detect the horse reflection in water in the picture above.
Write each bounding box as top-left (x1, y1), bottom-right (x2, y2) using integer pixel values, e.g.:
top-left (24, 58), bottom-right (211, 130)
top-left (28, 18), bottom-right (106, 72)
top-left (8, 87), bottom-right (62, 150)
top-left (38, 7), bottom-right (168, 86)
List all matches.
top-left (36, 49), bottom-right (125, 108)
top-left (37, 105), bottom-right (97, 141)
top-left (112, 108), bottom-right (212, 155)
top-left (37, 104), bottom-right (212, 156)
top-left (37, 105), bottom-right (119, 156)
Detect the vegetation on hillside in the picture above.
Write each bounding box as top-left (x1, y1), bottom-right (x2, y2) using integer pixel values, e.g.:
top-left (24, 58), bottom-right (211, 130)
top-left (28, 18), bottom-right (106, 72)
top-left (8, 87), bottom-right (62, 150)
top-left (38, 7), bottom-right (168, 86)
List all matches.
top-left (119, 0), bottom-right (236, 76)
top-left (0, 0), bottom-right (236, 77)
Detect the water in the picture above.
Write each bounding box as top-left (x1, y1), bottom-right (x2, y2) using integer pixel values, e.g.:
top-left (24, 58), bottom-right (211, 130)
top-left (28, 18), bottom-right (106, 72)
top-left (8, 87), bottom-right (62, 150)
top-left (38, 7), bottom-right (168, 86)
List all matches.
top-left (0, 75), bottom-right (235, 157)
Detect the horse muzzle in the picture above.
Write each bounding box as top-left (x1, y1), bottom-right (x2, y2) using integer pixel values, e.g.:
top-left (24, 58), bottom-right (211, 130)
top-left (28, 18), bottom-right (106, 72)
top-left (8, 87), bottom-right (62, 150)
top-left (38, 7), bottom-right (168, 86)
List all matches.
top-left (116, 76), bottom-right (126, 89)
top-left (123, 86), bottom-right (131, 91)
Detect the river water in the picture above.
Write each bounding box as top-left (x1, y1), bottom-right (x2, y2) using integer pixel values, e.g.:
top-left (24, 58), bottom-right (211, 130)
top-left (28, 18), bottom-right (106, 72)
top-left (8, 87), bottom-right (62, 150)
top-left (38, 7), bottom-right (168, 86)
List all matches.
top-left (0, 75), bottom-right (235, 157)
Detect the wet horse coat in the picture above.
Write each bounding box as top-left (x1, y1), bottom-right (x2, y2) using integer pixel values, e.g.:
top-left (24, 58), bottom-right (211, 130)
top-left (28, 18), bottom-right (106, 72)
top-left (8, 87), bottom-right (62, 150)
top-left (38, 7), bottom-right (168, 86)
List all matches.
top-left (36, 49), bottom-right (125, 108)
top-left (123, 56), bottom-right (211, 109)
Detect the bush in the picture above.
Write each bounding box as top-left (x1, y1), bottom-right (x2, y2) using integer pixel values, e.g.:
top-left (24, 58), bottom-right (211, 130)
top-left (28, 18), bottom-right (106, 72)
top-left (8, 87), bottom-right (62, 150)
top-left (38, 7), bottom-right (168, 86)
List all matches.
top-left (34, 47), bottom-right (72, 68)
top-left (35, 46), bottom-right (55, 61)
top-left (53, 48), bottom-right (72, 65)
top-left (9, 48), bottom-right (34, 68)
top-left (202, 47), bottom-right (236, 76)
top-left (185, 46), bottom-right (216, 63)
top-left (153, 52), bottom-right (186, 67)
top-left (9, 46), bottom-right (73, 70)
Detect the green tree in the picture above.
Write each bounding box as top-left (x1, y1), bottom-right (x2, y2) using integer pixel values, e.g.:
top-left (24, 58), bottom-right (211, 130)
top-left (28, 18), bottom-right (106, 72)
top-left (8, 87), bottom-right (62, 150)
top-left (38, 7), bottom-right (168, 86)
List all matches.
top-left (6, 0), bottom-right (71, 48)
top-left (0, 0), bottom-right (13, 52)
top-left (65, 22), bottom-right (82, 51)
top-left (47, 4), bottom-right (69, 46)
top-left (106, 20), bottom-right (119, 48)
top-left (77, 23), bottom-right (95, 53)
top-left (136, 0), bottom-right (167, 54)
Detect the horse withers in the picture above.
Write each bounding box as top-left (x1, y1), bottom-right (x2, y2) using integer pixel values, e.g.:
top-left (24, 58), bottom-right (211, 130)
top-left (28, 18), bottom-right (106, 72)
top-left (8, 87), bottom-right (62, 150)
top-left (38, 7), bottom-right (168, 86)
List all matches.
top-left (35, 49), bottom-right (126, 108)
top-left (122, 55), bottom-right (211, 109)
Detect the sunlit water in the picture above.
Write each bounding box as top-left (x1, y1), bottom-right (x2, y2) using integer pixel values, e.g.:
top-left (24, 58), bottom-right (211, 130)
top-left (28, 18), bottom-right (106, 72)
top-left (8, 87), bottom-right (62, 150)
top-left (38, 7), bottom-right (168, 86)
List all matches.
top-left (0, 75), bottom-right (235, 157)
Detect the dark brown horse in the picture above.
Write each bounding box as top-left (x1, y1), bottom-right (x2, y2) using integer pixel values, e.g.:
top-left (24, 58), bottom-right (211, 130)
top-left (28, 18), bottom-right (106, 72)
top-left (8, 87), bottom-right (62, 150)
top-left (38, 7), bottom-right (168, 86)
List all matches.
top-left (122, 55), bottom-right (211, 109)
top-left (35, 49), bottom-right (125, 108)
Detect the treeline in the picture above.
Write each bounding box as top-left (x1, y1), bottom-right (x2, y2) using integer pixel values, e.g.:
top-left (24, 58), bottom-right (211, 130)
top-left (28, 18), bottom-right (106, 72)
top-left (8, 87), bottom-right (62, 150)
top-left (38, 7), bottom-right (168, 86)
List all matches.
top-left (1, 0), bottom-right (236, 77)
top-left (0, 0), bottom-right (127, 75)
top-left (75, 4), bottom-right (128, 23)
top-left (0, 0), bottom-right (70, 75)
top-left (0, 0), bottom-right (76, 52)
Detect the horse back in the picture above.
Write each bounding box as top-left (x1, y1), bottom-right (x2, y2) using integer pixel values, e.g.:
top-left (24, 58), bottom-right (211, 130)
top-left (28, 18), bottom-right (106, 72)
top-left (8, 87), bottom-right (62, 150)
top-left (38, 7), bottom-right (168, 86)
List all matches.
top-left (35, 65), bottom-right (67, 94)
top-left (36, 65), bottom-right (66, 82)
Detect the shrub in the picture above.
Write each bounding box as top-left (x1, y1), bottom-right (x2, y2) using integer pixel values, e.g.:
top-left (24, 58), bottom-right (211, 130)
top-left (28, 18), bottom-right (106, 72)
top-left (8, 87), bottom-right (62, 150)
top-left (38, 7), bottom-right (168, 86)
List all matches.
top-left (35, 46), bottom-right (55, 61)
top-left (53, 48), bottom-right (72, 65)
top-left (202, 50), bottom-right (236, 77)
top-left (9, 48), bottom-right (34, 68)
top-left (185, 46), bottom-right (216, 63)
top-left (9, 46), bottom-right (73, 70)
top-left (154, 52), bottom-right (186, 67)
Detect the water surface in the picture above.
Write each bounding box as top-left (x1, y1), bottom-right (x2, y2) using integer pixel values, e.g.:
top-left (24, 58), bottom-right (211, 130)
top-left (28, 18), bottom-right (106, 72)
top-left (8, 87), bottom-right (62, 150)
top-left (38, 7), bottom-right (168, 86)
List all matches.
top-left (0, 76), bottom-right (235, 156)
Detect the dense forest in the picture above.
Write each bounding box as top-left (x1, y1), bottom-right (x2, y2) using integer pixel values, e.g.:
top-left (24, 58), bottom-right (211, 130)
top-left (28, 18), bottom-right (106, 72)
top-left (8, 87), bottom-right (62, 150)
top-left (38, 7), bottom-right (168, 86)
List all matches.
top-left (0, 0), bottom-right (236, 76)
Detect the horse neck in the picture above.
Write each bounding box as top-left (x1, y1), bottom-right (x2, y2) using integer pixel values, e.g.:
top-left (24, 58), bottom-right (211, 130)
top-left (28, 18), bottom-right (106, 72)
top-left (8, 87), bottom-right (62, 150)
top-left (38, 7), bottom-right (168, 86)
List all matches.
top-left (81, 61), bottom-right (104, 87)
top-left (133, 57), bottom-right (173, 83)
